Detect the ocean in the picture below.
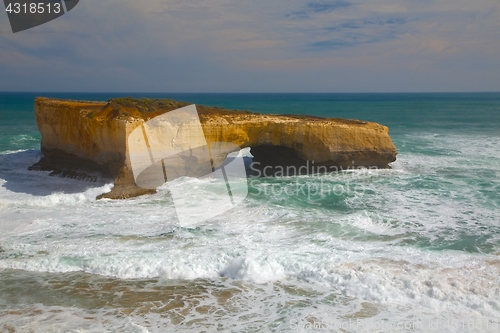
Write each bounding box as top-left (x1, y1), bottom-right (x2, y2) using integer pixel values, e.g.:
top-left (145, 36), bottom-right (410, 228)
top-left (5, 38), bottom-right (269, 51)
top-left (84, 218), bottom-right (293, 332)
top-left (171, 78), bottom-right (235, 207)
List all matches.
top-left (0, 92), bottom-right (499, 332)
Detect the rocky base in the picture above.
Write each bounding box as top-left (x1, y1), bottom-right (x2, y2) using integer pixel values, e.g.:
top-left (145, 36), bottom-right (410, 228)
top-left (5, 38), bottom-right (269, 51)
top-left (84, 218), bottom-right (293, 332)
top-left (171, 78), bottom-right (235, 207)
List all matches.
top-left (96, 186), bottom-right (156, 200)
top-left (28, 154), bottom-right (111, 183)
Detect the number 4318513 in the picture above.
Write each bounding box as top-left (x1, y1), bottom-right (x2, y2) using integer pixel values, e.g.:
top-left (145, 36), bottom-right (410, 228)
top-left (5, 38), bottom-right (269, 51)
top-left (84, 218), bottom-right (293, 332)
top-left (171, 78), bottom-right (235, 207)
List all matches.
top-left (5, 2), bottom-right (62, 14)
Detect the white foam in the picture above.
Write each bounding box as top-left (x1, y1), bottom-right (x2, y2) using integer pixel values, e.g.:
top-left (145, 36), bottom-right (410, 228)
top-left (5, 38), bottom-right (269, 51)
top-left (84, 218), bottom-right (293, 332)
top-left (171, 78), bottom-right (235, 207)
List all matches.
top-left (1, 200), bottom-right (498, 314)
top-left (345, 211), bottom-right (404, 236)
top-left (0, 132), bottom-right (499, 330)
top-left (0, 305), bottom-right (150, 333)
top-left (220, 254), bottom-right (287, 283)
top-left (0, 183), bottom-right (113, 208)
top-left (0, 148), bottom-right (30, 155)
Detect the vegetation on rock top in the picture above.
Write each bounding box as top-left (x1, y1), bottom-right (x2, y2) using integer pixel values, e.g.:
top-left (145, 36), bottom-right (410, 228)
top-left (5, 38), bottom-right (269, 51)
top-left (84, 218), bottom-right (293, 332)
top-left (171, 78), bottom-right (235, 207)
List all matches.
top-left (78, 97), bottom-right (363, 125)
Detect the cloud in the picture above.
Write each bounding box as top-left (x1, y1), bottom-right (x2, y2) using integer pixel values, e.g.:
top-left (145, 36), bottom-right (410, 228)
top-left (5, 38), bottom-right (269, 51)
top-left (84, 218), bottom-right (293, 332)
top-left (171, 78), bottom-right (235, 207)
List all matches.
top-left (308, 1), bottom-right (352, 13)
top-left (0, 0), bottom-right (499, 92)
top-left (310, 16), bottom-right (409, 50)
top-left (290, 1), bottom-right (352, 17)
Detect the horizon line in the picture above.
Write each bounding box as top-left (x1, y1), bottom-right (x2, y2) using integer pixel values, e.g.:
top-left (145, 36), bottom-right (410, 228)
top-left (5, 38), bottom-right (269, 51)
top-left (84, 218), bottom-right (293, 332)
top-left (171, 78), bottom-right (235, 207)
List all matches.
top-left (1, 91), bottom-right (500, 94)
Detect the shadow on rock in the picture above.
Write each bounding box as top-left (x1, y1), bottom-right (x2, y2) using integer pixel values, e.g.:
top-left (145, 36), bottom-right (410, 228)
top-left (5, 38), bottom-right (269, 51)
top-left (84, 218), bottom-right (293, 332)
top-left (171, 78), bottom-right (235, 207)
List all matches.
top-left (0, 150), bottom-right (112, 197)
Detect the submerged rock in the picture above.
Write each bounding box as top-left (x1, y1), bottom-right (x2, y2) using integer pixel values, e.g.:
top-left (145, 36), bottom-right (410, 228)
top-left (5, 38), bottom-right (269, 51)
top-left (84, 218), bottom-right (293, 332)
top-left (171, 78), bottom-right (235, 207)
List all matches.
top-left (32, 97), bottom-right (397, 199)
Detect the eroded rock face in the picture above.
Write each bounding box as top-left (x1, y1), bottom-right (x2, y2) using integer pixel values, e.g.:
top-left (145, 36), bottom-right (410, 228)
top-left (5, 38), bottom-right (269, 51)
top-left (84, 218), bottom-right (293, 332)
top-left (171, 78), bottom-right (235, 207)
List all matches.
top-left (32, 97), bottom-right (397, 199)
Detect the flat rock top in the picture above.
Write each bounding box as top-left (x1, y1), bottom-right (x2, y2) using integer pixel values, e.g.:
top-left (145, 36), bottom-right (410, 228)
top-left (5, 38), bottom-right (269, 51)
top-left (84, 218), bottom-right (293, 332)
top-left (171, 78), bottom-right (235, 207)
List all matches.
top-left (35, 97), bottom-right (372, 127)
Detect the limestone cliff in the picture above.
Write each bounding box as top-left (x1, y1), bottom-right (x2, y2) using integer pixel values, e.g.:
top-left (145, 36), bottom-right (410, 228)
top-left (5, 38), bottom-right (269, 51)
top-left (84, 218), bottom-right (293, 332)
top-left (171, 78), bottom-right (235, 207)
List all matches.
top-left (32, 97), bottom-right (397, 199)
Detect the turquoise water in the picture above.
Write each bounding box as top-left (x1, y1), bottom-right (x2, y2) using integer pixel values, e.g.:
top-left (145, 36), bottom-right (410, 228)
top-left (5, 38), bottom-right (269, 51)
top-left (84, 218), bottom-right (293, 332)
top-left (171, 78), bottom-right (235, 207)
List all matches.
top-left (0, 92), bottom-right (499, 332)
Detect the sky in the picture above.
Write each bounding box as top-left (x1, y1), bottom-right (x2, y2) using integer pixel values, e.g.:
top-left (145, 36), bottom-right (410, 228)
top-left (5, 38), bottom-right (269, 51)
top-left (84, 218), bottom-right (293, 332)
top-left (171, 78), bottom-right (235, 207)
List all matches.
top-left (1, 0), bottom-right (499, 92)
